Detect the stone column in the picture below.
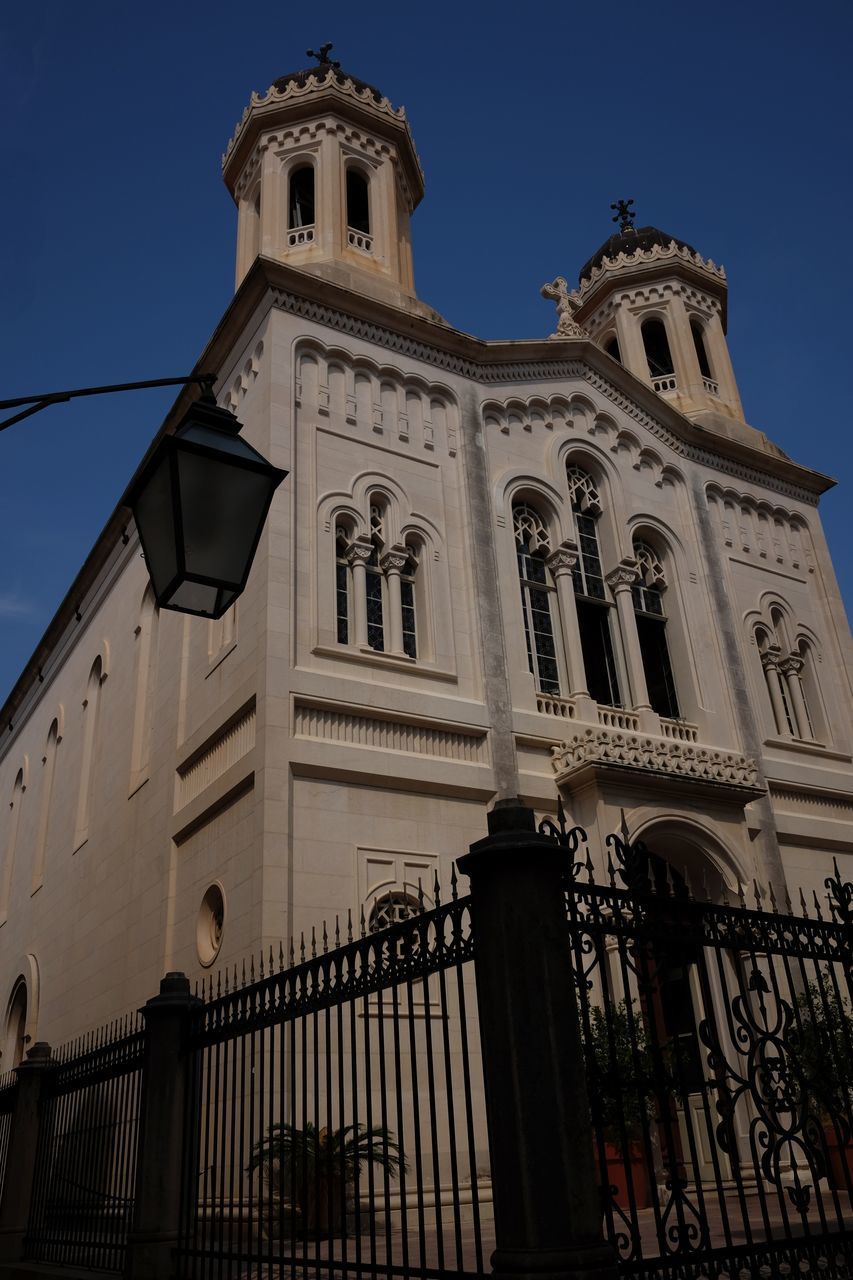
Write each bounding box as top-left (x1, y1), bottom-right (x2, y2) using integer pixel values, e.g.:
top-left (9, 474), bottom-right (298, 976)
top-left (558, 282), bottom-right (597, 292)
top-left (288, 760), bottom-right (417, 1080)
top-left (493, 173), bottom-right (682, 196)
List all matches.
top-left (613, 303), bottom-right (648, 384)
top-left (779, 654), bottom-right (811, 739)
top-left (668, 293), bottom-right (704, 401)
top-left (605, 558), bottom-right (657, 731)
top-left (0, 1041), bottom-right (53, 1262)
top-left (546, 541), bottom-right (596, 720)
top-left (458, 802), bottom-right (618, 1280)
top-left (761, 649), bottom-right (790, 736)
top-left (126, 973), bottom-right (201, 1280)
top-left (380, 544), bottom-right (409, 656)
top-left (346, 536), bottom-right (374, 648)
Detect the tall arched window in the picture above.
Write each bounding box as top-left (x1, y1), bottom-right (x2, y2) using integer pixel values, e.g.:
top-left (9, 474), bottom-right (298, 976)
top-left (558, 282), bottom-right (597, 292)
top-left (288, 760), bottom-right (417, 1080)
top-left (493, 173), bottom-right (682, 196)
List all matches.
top-left (632, 543), bottom-right (680, 719)
top-left (335, 524), bottom-right (352, 644)
top-left (400, 542), bottom-right (419, 660)
top-left (33, 719), bottom-right (60, 893)
top-left (604, 335), bottom-right (622, 364)
top-left (796, 639), bottom-right (824, 742)
top-left (288, 165), bottom-right (315, 229)
top-left (346, 169), bottom-right (370, 233)
top-left (690, 319), bottom-right (713, 381)
top-left (366, 502), bottom-right (386, 651)
top-left (74, 656), bottom-right (104, 851)
top-left (566, 467), bottom-right (621, 707)
top-left (642, 319), bottom-right (676, 388)
top-left (346, 169), bottom-right (371, 250)
top-left (130, 590), bottom-right (159, 792)
top-left (0, 768), bottom-right (25, 924)
top-left (756, 627), bottom-right (796, 737)
top-left (513, 504), bottom-right (560, 695)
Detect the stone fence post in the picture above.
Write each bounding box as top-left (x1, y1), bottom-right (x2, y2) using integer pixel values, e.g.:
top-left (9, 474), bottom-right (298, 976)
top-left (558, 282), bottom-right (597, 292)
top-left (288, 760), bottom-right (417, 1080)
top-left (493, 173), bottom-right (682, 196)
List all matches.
top-left (125, 972), bottom-right (200, 1280)
top-left (0, 1041), bottom-right (54, 1263)
top-left (458, 801), bottom-right (618, 1280)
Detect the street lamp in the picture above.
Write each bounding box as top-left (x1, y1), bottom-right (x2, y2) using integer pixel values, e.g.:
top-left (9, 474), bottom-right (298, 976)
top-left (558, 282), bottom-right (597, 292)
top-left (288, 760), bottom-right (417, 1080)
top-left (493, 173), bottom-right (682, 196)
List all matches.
top-left (0, 374), bottom-right (287, 621)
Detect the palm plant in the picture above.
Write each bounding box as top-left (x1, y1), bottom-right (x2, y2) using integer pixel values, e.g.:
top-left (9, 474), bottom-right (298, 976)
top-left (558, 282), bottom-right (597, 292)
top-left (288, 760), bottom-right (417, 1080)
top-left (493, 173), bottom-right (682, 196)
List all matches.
top-left (247, 1121), bottom-right (406, 1236)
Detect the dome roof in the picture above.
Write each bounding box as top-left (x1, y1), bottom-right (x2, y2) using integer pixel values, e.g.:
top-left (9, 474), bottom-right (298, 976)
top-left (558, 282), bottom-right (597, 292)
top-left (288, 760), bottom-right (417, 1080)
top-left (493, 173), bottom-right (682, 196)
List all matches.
top-left (579, 225), bottom-right (698, 285)
top-left (271, 62), bottom-right (385, 104)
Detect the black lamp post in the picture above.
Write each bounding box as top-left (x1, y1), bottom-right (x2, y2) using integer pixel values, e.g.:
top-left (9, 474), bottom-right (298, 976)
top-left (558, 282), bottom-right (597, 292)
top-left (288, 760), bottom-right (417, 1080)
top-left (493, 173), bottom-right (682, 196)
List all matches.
top-left (0, 374), bottom-right (287, 621)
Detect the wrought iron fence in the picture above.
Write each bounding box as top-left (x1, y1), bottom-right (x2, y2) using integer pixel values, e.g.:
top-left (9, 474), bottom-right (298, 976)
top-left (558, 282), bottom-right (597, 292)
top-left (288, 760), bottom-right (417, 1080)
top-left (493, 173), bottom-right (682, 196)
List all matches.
top-left (176, 876), bottom-right (489, 1280)
top-left (24, 1017), bottom-right (144, 1271)
top-left (553, 814), bottom-right (853, 1280)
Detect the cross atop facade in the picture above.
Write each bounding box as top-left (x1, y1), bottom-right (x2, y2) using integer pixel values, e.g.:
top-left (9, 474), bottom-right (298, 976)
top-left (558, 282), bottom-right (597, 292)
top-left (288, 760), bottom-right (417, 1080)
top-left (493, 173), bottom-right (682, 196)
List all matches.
top-left (306, 43), bottom-right (341, 69)
top-left (540, 277), bottom-right (588, 339)
top-left (610, 198), bottom-right (636, 232)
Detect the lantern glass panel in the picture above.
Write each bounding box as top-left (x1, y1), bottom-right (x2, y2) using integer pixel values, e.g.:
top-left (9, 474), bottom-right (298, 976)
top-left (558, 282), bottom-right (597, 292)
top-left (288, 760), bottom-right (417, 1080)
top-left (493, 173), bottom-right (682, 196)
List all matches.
top-left (175, 447), bottom-right (275, 585)
top-left (133, 451), bottom-right (178, 596)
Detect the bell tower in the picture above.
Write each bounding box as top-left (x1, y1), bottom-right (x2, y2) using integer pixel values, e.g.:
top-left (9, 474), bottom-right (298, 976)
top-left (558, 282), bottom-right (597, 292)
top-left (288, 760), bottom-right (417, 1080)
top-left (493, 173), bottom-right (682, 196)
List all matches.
top-left (572, 200), bottom-right (746, 426)
top-left (222, 46), bottom-right (432, 317)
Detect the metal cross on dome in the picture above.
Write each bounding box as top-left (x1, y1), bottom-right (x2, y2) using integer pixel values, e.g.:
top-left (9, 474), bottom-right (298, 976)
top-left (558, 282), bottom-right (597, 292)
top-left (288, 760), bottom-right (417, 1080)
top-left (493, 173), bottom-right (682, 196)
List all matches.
top-left (611, 198), bottom-right (636, 231)
top-left (306, 43), bottom-right (341, 69)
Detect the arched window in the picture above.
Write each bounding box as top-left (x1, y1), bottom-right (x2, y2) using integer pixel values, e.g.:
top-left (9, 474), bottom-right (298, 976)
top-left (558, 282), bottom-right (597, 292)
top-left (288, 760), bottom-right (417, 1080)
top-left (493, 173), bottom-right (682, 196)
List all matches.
top-left (400, 542), bottom-right (419, 660)
top-left (33, 719), bottom-right (60, 893)
top-left (288, 166), bottom-right (315, 229)
top-left (130, 590), bottom-right (159, 791)
top-left (0, 768), bottom-right (25, 923)
top-left (690, 319), bottom-right (713, 380)
top-left (796, 639), bottom-right (823, 742)
top-left (566, 468), bottom-right (621, 707)
top-left (642, 319), bottom-right (676, 387)
top-left (335, 507), bottom-right (423, 659)
top-left (335, 524), bottom-right (352, 644)
top-left (366, 502), bottom-right (386, 651)
top-left (346, 169), bottom-right (370, 235)
top-left (604, 335), bottom-right (622, 364)
top-left (513, 504), bottom-right (560, 696)
top-left (632, 543), bottom-right (680, 719)
top-left (74, 656), bottom-right (104, 851)
top-left (756, 626), bottom-right (795, 737)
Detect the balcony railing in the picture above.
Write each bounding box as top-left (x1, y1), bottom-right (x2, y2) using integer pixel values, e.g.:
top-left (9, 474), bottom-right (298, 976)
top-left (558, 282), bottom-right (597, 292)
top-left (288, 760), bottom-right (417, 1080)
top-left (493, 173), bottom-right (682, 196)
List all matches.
top-left (596, 706), bottom-right (640, 732)
top-left (652, 374), bottom-right (677, 392)
top-left (536, 693), bottom-right (578, 719)
top-left (702, 376), bottom-right (719, 395)
top-left (287, 226), bottom-right (315, 247)
top-left (660, 716), bottom-right (699, 743)
top-left (347, 228), bottom-right (373, 253)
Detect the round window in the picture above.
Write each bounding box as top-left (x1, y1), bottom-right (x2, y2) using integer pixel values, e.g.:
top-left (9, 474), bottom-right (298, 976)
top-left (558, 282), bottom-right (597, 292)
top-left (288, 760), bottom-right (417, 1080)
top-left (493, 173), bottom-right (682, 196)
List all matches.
top-left (197, 884), bottom-right (225, 967)
top-left (368, 890), bottom-right (421, 933)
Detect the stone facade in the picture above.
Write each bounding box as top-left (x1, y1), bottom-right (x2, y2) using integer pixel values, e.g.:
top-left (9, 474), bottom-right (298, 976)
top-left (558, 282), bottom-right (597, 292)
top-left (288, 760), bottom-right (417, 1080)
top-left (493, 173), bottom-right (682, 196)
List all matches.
top-left (1, 59), bottom-right (851, 1061)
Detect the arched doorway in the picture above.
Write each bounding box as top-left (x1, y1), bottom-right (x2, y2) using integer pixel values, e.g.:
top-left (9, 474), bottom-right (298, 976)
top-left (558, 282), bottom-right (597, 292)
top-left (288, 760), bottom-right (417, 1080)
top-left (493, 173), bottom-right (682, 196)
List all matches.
top-left (625, 823), bottom-right (746, 1188)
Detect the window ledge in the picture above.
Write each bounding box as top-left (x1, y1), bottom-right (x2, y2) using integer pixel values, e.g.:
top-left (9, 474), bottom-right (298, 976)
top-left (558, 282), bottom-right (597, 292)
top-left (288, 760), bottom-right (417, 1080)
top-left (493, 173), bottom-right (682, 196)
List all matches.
top-left (312, 644), bottom-right (457, 683)
top-left (763, 736), bottom-right (850, 762)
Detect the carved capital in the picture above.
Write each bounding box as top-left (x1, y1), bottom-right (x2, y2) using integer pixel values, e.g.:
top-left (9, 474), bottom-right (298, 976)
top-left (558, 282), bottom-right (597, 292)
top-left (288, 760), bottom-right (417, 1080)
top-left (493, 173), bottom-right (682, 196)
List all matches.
top-left (379, 544), bottom-right (409, 575)
top-left (346, 536), bottom-right (374, 568)
top-left (546, 539), bottom-right (579, 575)
top-left (605, 557), bottom-right (640, 591)
top-left (760, 644), bottom-right (783, 672)
top-left (778, 654), bottom-right (804, 677)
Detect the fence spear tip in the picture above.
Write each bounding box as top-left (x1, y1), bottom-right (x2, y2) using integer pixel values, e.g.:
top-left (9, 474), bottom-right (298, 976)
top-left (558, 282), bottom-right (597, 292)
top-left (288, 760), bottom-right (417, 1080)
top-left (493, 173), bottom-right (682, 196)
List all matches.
top-left (799, 886), bottom-right (809, 918)
top-left (450, 864), bottom-right (459, 899)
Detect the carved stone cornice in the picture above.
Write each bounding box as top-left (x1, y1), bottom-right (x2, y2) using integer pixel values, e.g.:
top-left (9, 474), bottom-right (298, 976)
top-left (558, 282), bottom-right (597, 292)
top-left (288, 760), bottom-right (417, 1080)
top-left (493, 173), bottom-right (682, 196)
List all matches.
top-left (546, 539), bottom-right (579, 575)
top-left (605, 558), bottom-right (641, 591)
top-left (551, 727), bottom-right (763, 803)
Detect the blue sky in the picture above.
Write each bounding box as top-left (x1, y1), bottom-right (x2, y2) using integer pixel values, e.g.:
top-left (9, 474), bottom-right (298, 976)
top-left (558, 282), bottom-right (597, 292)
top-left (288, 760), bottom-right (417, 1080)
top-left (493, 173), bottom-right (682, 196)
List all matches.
top-left (1, 0), bottom-right (850, 702)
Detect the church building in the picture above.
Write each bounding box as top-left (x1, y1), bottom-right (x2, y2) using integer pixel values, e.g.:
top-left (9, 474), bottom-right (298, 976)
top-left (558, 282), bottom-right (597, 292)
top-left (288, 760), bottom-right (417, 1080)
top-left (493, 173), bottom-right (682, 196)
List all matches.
top-left (1, 52), bottom-right (851, 1062)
